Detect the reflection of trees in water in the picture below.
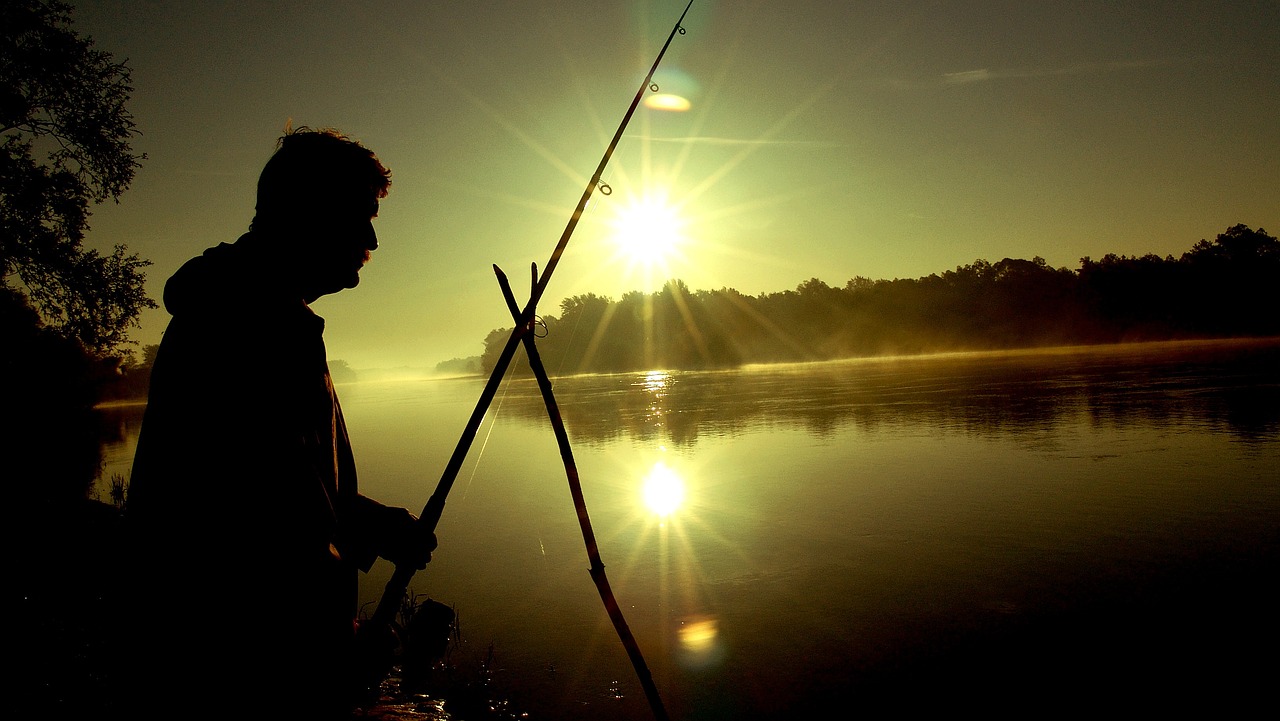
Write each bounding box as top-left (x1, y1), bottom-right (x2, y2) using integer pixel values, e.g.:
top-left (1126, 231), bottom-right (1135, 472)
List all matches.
top-left (1080, 344), bottom-right (1280, 443)
top-left (1207, 386), bottom-right (1280, 443)
top-left (494, 340), bottom-right (1280, 446)
top-left (15, 403), bottom-right (147, 504)
top-left (95, 403), bottom-right (146, 453)
top-left (13, 405), bottom-right (105, 501)
top-left (5, 287), bottom-right (106, 503)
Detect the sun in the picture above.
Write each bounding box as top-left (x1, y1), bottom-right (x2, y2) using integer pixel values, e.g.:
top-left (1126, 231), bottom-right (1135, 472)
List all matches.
top-left (607, 190), bottom-right (686, 268)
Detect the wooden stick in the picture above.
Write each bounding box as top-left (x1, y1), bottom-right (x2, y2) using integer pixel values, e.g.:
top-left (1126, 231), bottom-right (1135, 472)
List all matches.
top-left (496, 263), bottom-right (669, 721)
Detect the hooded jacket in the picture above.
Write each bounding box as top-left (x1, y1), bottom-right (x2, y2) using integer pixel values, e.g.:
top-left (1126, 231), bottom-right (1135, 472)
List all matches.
top-left (122, 233), bottom-right (397, 716)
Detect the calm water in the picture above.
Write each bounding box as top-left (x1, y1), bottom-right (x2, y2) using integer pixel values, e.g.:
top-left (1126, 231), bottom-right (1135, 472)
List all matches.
top-left (96, 338), bottom-right (1280, 718)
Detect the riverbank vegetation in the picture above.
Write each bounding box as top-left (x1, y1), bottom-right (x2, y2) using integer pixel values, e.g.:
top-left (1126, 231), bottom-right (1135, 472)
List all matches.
top-left (483, 223), bottom-right (1278, 375)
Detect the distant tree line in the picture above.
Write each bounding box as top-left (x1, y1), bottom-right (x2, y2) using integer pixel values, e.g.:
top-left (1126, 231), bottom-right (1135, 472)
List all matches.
top-left (481, 224), bottom-right (1279, 376)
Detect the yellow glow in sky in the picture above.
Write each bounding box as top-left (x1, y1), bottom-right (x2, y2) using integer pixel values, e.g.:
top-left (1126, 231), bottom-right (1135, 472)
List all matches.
top-left (67, 2), bottom-right (1280, 369)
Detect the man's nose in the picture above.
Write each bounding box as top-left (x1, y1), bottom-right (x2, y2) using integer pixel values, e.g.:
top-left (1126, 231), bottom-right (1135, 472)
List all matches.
top-left (362, 220), bottom-right (378, 251)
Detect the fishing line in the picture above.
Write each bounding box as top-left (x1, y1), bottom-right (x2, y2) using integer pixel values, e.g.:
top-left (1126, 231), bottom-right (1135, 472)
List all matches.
top-left (460, 350), bottom-right (525, 501)
top-left (553, 303), bottom-right (587, 377)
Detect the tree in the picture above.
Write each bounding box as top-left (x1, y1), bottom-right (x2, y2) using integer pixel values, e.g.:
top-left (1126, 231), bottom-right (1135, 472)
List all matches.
top-left (1, 0), bottom-right (153, 356)
top-left (1179, 224), bottom-right (1279, 335)
top-left (327, 359), bottom-right (356, 384)
top-left (1182, 224), bottom-right (1278, 265)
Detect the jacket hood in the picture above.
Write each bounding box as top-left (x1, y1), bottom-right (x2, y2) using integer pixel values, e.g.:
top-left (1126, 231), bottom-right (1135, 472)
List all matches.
top-left (163, 233), bottom-right (309, 319)
top-left (163, 240), bottom-right (248, 317)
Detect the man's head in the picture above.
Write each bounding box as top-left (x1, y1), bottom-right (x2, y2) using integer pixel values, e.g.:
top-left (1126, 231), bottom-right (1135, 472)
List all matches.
top-left (251, 126), bottom-right (392, 301)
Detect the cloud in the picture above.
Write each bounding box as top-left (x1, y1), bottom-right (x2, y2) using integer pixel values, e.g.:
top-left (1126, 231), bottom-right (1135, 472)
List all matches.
top-left (942, 58), bottom-right (1182, 84)
top-left (943, 69), bottom-right (993, 84)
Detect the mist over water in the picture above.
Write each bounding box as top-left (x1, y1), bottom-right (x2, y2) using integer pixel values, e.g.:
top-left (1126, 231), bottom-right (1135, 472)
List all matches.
top-left (95, 338), bottom-right (1280, 718)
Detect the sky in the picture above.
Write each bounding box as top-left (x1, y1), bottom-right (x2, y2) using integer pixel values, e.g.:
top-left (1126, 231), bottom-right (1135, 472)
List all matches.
top-left (68, 0), bottom-right (1279, 371)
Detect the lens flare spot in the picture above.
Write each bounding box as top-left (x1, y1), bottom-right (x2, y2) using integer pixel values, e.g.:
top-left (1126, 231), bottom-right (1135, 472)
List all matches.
top-left (677, 615), bottom-right (723, 669)
top-left (644, 93), bottom-right (692, 112)
top-left (678, 617), bottom-right (717, 652)
top-left (642, 462), bottom-right (685, 516)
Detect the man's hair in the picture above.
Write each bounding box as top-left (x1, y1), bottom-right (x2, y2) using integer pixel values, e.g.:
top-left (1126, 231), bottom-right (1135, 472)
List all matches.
top-left (251, 126), bottom-right (391, 232)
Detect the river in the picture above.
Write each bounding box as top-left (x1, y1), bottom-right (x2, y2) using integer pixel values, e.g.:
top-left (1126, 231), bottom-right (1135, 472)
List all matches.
top-left (94, 338), bottom-right (1280, 718)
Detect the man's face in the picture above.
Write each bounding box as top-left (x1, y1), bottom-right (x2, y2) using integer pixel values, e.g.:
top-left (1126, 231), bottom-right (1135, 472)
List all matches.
top-left (299, 194), bottom-right (380, 302)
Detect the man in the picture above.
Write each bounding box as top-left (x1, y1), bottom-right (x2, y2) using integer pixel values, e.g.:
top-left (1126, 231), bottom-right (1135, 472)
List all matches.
top-left (122, 127), bottom-right (434, 719)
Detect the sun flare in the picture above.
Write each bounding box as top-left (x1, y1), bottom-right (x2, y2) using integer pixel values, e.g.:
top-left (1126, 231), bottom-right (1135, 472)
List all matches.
top-left (608, 191), bottom-right (685, 268)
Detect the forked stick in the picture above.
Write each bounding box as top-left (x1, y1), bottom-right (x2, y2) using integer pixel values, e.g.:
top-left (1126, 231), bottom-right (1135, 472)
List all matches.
top-left (495, 263), bottom-right (669, 721)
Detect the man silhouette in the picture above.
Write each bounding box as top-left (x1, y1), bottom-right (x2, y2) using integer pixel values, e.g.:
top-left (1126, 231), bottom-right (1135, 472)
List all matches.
top-left (122, 127), bottom-right (434, 719)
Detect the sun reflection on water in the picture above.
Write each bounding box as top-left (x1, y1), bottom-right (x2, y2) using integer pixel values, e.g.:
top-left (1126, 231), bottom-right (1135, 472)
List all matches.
top-left (633, 370), bottom-right (672, 426)
top-left (637, 370), bottom-right (671, 394)
top-left (642, 460), bottom-right (685, 517)
top-left (604, 379), bottom-right (743, 683)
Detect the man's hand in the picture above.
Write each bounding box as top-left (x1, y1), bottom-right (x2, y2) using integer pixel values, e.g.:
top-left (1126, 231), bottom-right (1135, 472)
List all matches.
top-left (380, 507), bottom-right (437, 570)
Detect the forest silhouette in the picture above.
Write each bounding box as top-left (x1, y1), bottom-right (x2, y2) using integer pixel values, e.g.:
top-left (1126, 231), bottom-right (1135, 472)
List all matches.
top-left (482, 224), bottom-right (1278, 376)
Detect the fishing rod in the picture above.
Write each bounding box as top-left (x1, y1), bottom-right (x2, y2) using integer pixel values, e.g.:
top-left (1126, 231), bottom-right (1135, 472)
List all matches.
top-left (365, 0), bottom-right (696, 640)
